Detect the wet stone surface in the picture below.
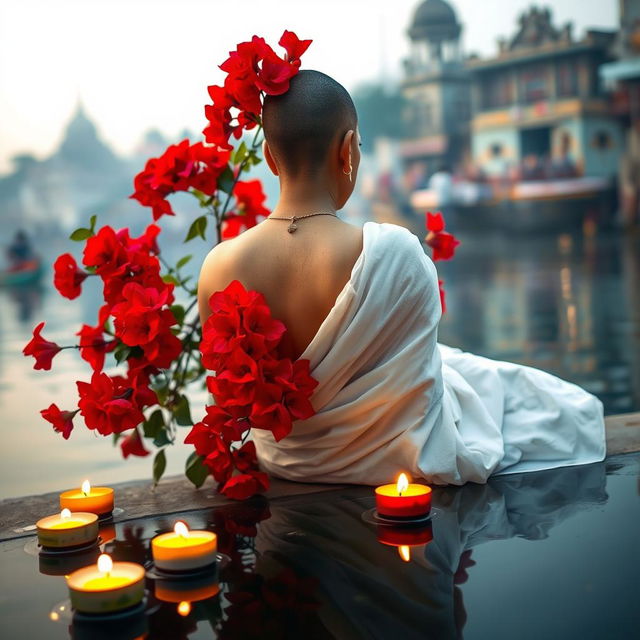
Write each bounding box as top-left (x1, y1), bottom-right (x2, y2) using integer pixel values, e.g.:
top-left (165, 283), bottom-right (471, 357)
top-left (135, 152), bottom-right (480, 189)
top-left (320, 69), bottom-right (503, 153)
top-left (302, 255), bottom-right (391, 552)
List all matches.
top-left (0, 452), bottom-right (638, 639)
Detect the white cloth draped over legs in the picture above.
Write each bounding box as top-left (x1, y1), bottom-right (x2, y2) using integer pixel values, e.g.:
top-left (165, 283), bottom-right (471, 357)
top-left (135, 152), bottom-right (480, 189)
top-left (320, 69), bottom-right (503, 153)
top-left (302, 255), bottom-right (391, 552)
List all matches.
top-left (252, 221), bottom-right (606, 486)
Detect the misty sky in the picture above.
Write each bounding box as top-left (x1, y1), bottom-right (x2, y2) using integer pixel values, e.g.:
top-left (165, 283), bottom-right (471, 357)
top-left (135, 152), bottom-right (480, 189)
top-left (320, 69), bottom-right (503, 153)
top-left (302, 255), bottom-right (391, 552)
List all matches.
top-left (0, 0), bottom-right (617, 174)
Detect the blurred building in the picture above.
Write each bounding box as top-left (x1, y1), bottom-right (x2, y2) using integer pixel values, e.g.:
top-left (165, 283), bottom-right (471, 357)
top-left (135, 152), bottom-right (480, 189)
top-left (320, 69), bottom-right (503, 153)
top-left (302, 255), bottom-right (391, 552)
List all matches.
top-left (400, 0), bottom-right (470, 176)
top-left (467, 6), bottom-right (622, 181)
top-left (399, 2), bottom-right (628, 232)
top-left (600, 0), bottom-right (640, 226)
top-left (0, 104), bottom-right (175, 239)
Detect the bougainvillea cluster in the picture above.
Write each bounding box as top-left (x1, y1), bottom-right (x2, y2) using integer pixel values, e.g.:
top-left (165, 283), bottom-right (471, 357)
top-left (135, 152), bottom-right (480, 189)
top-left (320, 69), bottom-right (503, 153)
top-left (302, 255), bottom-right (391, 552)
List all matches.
top-left (23, 30), bottom-right (314, 499)
top-left (185, 280), bottom-right (317, 499)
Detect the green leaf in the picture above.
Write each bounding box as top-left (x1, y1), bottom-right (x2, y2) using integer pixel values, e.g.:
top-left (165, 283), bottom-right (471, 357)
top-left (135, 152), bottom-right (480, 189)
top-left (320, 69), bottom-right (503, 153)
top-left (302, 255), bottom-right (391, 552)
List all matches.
top-left (153, 449), bottom-right (166, 485)
top-left (185, 215), bottom-right (208, 242)
top-left (112, 432), bottom-right (122, 445)
top-left (185, 451), bottom-right (208, 486)
top-left (185, 452), bottom-right (209, 488)
top-left (69, 227), bottom-right (93, 242)
top-left (143, 409), bottom-right (164, 439)
top-left (153, 428), bottom-right (171, 448)
top-left (176, 254), bottom-right (192, 269)
top-left (173, 394), bottom-right (193, 426)
top-left (114, 344), bottom-right (132, 364)
top-left (89, 214), bottom-right (97, 233)
top-left (162, 274), bottom-right (180, 286)
top-left (233, 141), bottom-right (247, 165)
top-left (247, 149), bottom-right (262, 166)
top-left (217, 165), bottom-right (235, 194)
top-left (170, 304), bottom-right (185, 325)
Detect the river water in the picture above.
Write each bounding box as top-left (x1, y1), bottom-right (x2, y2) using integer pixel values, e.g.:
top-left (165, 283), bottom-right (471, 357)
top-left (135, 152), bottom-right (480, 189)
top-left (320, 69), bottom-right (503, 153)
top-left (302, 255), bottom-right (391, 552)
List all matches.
top-left (1, 223), bottom-right (638, 500)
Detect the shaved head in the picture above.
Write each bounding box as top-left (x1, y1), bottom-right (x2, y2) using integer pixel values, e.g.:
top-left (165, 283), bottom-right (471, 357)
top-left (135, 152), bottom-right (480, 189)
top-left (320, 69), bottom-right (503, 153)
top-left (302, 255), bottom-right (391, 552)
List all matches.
top-left (262, 70), bottom-right (358, 177)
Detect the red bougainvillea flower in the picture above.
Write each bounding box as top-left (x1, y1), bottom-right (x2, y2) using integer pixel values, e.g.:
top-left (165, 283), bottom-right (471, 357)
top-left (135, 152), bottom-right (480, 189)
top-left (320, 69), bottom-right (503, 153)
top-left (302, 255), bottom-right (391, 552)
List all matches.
top-left (111, 282), bottom-right (176, 346)
top-left (427, 231), bottom-right (460, 261)
top-left (207, 347), bottom-right (259, 408)
top-left (120, 428), bottom-right (150, 459)
top-left (424, 210), bottom-right (460, 261)
top-left (279, 30), bottom-right (312, 65)
top-left (53, 253), bottom-right (89, 299)
top-left (76, 372), bottom-right (144, 436)
top-left (23, 322), bottom-right (62, 370)
top-left (256, 47), bottom-right (298, 95)
top-left (83, 226), bottom-right (130, 278)
top-left (130, 140), bottom-right (231, 219)
top-left (77, 321), bottom-right (115, 371)
top-left (222, 180), bottom-right (270, 239)
top-left (426, 211), bottom-right (445, 233)
top-left (220, 470), bottom-right (269, 500)
top-left (203, 436), bottom-right (234, 484)
top-left (439, 279), bottom-right (447, 314)
top-left (41, 404), bottom-right (77, 440)
top-left (141, 329), bottom-right (183, 369)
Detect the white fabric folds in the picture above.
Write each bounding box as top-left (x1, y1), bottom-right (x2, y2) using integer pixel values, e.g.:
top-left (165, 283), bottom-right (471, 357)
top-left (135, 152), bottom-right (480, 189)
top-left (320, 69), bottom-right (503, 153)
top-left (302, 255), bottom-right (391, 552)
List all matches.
top-left (252, 221), bottom-right (606, 486)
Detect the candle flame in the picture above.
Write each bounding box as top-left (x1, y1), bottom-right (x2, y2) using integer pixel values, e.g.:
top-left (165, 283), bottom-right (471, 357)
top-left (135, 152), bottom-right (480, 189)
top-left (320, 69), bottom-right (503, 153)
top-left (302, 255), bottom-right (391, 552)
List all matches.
top-left (60, 508), bottom-right (71, 520)
top-left (396, 473), bottom-right (409, 496)
top-left (177, 601), bottom-right (191, 617)
top-left (81, 479), bottom-right (91, 496)
top-left (97, 554), bottom-right (113, 575)
top-left (398, 545), bottom-right (411, 562)
top-left (174, 521), bottom-right (189, 538)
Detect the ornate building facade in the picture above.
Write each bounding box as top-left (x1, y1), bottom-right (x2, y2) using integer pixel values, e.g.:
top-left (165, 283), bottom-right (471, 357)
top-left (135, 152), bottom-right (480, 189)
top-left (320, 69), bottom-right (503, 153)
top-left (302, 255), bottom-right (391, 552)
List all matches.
top-left (400, 0), bottom-right (470, 175)
top-left (467, 6), bottom-right (622, 180)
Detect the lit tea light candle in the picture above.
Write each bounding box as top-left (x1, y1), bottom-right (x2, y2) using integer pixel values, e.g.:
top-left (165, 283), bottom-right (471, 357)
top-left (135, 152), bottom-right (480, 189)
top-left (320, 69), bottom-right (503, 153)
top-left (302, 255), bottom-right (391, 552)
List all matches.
top-left (151, 521), bottom-right (217, 572)
top-left (375, 473), bottom-right (432, 519)
top-left (60, 480), bottom-right (114, 517)
top-left (36, 509), bottom-right (99, 549)
top-left (66, 553), bottom-right (145, 613)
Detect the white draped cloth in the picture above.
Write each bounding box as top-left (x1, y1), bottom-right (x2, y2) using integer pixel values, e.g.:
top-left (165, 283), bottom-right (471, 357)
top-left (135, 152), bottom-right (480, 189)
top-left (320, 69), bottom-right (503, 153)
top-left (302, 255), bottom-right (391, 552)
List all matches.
top-left (252, 221), bottom-right (606, 486)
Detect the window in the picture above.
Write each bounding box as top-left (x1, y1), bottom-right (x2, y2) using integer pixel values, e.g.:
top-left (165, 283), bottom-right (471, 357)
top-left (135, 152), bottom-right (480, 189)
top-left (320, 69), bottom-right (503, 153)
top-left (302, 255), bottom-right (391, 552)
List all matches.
top-left (481, 72), bottom-right (514, 109)
top-left (521, 64), bottom-right (548, 103)
top-left (490, 143), bottom-right (503, 157)
top-left (557, 60), bottom-right (579, 97)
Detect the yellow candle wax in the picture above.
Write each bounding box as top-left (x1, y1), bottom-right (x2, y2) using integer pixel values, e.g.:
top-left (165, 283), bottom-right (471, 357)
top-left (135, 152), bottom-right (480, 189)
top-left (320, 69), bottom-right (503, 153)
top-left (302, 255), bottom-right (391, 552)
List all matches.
top-left (82, 576), bottom-right (133, 590)
top-left (157, 535), bottom-right (214, 548)
top-left (48, 520), bottom-right (87, 529)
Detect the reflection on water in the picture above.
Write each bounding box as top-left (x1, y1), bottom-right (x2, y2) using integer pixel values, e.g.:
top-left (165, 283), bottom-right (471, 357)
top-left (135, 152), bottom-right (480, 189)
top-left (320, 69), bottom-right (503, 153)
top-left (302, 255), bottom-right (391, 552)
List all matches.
top-left (437, 230), bottom-right (640, 415)
top-left (0, 454), bottom-right (638, 639)
top-left (1, 228), bottom-right (639, 499)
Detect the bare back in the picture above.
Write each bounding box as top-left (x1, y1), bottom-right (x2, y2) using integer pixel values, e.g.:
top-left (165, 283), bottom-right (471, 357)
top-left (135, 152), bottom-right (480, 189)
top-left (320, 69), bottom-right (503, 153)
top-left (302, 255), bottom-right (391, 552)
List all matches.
top-left (198, 217), bottom-right (364, 360)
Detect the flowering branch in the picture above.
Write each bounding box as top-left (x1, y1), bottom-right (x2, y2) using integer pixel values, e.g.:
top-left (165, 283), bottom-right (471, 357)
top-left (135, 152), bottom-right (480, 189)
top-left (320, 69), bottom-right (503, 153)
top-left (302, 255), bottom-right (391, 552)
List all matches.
top-left (23, 30), bottom-right (314, 499)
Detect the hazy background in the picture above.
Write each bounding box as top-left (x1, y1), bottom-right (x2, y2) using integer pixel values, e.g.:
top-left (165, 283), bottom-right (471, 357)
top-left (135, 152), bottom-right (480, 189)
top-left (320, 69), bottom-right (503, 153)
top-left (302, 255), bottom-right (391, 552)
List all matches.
top-left (0, 0), bottom-right (617, 173)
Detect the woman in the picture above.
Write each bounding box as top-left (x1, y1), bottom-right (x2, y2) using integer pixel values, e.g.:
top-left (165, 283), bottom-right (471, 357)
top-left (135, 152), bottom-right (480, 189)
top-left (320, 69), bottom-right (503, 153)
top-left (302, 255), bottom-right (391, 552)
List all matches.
top-left (198, 70), bottom-right (606, 486)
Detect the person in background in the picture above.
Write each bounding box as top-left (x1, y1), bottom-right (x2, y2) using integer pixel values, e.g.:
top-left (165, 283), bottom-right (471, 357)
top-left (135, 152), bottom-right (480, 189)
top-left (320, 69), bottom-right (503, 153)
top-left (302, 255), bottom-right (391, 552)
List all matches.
top-left (6, 230), bottom-right (35, 271)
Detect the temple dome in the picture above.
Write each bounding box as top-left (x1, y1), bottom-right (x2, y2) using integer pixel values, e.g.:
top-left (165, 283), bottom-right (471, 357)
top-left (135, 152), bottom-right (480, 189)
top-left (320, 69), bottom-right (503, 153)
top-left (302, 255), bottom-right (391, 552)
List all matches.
top-left (409, 0), bottom-right (461, 42)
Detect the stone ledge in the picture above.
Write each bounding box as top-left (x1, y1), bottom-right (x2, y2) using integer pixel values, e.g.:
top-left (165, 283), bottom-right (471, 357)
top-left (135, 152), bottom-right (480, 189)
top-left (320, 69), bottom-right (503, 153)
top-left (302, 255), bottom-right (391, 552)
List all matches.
top-left (1, 412), bottom-right (638, 542)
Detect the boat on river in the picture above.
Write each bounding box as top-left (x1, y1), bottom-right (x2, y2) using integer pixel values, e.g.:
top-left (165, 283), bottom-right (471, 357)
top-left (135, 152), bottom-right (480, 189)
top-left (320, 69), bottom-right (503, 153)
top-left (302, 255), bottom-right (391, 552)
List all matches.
top-left (0, 259), bottom-right (44, 287)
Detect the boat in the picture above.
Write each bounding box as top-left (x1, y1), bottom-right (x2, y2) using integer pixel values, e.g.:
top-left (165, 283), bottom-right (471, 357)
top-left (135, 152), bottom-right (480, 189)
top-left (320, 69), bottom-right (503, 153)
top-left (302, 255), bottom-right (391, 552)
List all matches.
top-left (0, 259), bottom-right (44, 287)
top-left (409, 176), bottom-right (617, 234)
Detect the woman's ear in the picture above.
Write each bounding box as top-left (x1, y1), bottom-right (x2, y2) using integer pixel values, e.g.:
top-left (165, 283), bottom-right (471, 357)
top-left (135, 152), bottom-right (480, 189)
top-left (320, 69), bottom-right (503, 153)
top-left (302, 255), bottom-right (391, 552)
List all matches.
top-left (340, 129), bottom-right (355, 173)
top-left (263, 140), bottom-right (279, 176)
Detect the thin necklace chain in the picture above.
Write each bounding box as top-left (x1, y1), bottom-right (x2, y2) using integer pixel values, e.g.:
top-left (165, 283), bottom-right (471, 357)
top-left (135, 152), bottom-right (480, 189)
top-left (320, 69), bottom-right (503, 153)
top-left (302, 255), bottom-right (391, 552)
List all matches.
top-left (267, 211), bottom-right (338, 233)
